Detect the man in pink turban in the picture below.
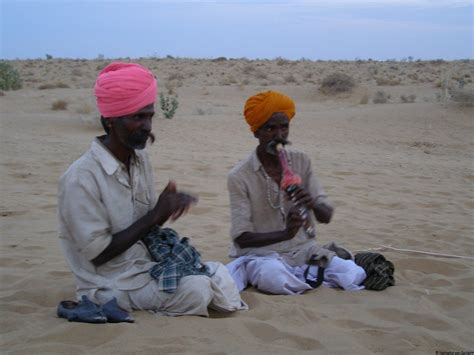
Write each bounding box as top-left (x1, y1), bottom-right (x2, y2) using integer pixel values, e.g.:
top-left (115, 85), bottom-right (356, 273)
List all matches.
top-left (58, 62), bottom-right (246, 319)
top-left (226, 91), bottom-right (367, 295)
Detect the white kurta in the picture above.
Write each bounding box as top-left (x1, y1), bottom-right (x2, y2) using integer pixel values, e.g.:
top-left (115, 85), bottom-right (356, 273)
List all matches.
top-left (58, 138), bottom-right (246, 314)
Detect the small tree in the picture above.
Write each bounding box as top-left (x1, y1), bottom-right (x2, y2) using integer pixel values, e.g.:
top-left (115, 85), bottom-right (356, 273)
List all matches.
top-left (0, 62), bottom-right (22, 91)
top-left (159, 93), bottom-right (179, 119)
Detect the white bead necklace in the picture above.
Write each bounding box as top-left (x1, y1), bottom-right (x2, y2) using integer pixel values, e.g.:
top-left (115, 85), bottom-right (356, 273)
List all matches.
top-left (261, 168), bottom-right (286, 221)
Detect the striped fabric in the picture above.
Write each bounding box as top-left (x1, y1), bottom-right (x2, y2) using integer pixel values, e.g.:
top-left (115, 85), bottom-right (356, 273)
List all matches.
top-left (354, 252), bottom-right (395, 291)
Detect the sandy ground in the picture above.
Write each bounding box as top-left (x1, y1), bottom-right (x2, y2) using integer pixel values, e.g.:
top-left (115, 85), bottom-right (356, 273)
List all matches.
top-left (1, 58), bottom-right (473, 354)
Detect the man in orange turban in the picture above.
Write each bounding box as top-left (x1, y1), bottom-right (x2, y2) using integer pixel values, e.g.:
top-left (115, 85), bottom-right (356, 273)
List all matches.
top-left (226, 90), bottom-right (366, 295)
top-left (58, 62), bottom-right (246, 320)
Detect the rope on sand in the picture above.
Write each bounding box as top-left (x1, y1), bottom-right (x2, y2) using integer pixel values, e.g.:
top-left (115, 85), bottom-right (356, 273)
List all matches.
top-left (355, 245), bottom-right (474, 260)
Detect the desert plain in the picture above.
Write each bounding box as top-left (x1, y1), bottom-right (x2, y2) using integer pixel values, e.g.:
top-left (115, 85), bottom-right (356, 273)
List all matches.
top-left (0, 57), bottom-right (473, 354)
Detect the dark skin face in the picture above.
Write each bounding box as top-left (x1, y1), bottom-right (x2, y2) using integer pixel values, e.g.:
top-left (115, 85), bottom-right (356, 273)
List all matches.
top-left (254, 112), bottom-right (290, 184)
top-left (102, 104), bottom-right (155, 167)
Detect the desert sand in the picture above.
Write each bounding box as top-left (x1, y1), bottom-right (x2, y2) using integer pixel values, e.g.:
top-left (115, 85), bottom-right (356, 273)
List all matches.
top-left (1, 58), bottom-right (473, 354)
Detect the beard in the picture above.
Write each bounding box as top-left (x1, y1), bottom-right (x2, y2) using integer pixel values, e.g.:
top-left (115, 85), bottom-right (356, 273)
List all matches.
top-left (123, 131), bottom-right (155, 150)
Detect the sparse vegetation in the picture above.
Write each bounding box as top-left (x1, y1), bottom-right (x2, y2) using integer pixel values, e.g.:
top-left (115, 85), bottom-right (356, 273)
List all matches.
top-left (211, 57), bottom-right (227, 62)
top-left (373, 91), bottom-right (390, 104)
top-left (38, 82), bottom-right (70, 90)
top-left (76, 103), bottom-right (93, 114)
top-left (400, 94), bottom-right (416, 103)
top-left (320, 73), bottom-right (355, 94)
top-left (359, 94), bottom-right (369, 104)
top-left (375, 76), bottom-right (401, 86)
top-left (284, 74), bottom-right (297, 84)
top-left (51, 99), bottom-right (68, 110)
top-left (159, 93), bottom-right (179, 119)
top-left (0, 62), bottom-right (22, 91)
top-left (450, 88), bottom-right (474, 107)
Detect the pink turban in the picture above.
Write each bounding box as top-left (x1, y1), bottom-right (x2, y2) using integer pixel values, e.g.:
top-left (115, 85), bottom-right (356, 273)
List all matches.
top-left (244, 91), bottom-right (295, 132)
top-left (94, 62), bottom-right (158, 118)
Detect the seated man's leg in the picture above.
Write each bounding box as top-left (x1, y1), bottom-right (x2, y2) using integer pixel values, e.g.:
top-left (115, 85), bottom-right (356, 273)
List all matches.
top-left (204, 261), bottom-right (248, 312)
top-left (246, 257), bottom-right (312, 295)
top-left (129, 275), bottom-right (214, 316)
top-left (323, 256), bottom-right (366, 290)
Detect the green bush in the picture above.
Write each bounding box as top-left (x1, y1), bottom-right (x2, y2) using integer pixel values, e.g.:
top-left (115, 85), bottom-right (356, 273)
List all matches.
top-left (0, 62), bottom-right (22, 91)
top-left (159, 93), bottom-right (179, 119)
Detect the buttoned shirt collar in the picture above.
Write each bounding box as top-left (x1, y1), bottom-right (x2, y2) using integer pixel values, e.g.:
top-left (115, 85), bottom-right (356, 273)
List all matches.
top-left (91, 137), bottom-right (140, 176)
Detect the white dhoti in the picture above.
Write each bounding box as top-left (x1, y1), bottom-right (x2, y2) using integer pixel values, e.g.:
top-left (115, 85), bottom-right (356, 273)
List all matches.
top-left (226, 254), bottom-right (366, 295)
top-left (128, 261), bottom-right (248, 316)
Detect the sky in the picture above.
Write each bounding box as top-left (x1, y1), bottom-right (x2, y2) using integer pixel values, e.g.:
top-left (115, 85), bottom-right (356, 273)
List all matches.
top-left (1, 0), bottom-right (473, 60)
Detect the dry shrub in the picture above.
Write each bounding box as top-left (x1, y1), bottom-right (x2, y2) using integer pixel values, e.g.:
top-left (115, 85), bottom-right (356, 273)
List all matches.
top-left (255, 70), bottom-right (268, 80)
top-left (359, 94), bottom-right (369, 105)
top-left (168, 72), bottom-right (184, 81)
top-left (51, 99), bottom-right (68, 110)
top-left (373, 91), bottom-right (390, 104)
top-left (0, 91), bottom-right (5, 96)
top-left (450, 88), bottom-right (474, 106)
top-left (284, 74), bottom-right (297, 84)
top-left (276, 57), bottom-right (290, 66)
top-left (211, 57), bottom-right (227, 62)
top-left (400, 94), bottom-right (416, 103)
top-left (219, 75), bottom-right (237, 85)
top-left (242, 65), bottom-right (255, 75)
top-left (38, 82), bottom-right (70, 90)
top-left (375, 77), bottom-right (401, 86)
top-left (320, 73), bottom-right (355, 94)
top-left (76, 104), bottom-right (93, 114)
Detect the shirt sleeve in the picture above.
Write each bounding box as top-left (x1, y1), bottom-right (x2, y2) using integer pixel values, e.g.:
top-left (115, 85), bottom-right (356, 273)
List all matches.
top-left (58, 171), bottom-right (112, 261)
top-left (227, 172), bottom-right (254, 240)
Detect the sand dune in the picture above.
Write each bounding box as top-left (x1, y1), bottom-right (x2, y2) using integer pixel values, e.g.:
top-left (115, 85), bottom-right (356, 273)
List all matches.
top-left (1, 58), bottom-right (473, 354)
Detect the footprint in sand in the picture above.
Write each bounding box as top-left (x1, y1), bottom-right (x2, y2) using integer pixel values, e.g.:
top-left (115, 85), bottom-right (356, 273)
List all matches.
top-left (0, 210), bottom-right (26, 217)
top-left (398, 258), bottom-right (469, 277)
top-left (369, 308), bottom-right (451, 331)
top-left (243, 321), bottom-right (323, 351)
top-left (189, 206), bottom-right (213, 215)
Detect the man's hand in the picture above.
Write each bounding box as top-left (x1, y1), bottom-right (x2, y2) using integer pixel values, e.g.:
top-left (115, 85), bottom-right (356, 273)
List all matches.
top-left (285, 206), bottom-right (305, 239)
top-left (286, 185), bottom-right (314, 210)
top-left (152, 181), bottom-right (198, 225)
top-left (314, 201), bottom-right (334, 224)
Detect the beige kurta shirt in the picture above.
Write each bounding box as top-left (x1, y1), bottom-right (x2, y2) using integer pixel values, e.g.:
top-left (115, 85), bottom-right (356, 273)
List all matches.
top-left (58, 138), bottom-right (158, 306)
top-left (227, 148), bottom-right (331, 259)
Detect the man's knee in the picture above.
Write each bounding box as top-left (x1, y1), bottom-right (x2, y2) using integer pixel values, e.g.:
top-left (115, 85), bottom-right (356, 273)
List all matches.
top-left (175, 275), bottom-right (214, 309)
top-left (248, 260), bottom-right (289, 294)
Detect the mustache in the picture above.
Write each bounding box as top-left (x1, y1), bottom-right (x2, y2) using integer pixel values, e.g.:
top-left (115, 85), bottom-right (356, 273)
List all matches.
top-left (267, 139), bottom-right (291, 149)
top-left (148, 132), bottom-right (155, 144)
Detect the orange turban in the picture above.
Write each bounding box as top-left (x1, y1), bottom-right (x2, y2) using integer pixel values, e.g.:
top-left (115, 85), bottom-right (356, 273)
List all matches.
top-left (244, 91), bottom-right (296, 132)
top-left (94, 62), bottom-right (157, 118)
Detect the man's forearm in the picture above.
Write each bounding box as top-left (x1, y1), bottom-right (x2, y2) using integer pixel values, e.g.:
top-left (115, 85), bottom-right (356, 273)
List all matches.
top-left (91, 211), bottom-right (158, 267)
top-left (235, 230), bottom-right (291, 249)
